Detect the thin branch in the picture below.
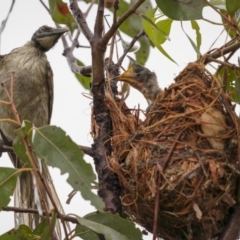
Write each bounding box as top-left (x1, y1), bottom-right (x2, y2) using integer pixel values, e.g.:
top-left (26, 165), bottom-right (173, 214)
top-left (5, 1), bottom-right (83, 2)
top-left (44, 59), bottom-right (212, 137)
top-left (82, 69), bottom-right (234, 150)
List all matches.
top-left (69, 0), bottom-right (93, 42)
top-left (0, 140), bottom-right (14, 154)
top-left (207, 57), bottom-right (240, 69)
top-left (84, 0), bottom-right (96, 17)
top-left (2, 206), bottom-right (79, 224)
top-left (113, 0), bottom-right (119, 25)
top-left (94, 0), bottom-right (105, 39)
top-left (63, 48), bottom-right (92, 76)
top-left (39, 0), bottom-right (50, 13)
top-left (204, 0), bottom-right (240, 34)
top-left (101, 0), bottom-right (145, 48)
top-left (117, 29), bottom-right (145, 67)
top-left (200, 38), bottom-right (240, 65)
top-left (79, 145), bottom-right (93, 157)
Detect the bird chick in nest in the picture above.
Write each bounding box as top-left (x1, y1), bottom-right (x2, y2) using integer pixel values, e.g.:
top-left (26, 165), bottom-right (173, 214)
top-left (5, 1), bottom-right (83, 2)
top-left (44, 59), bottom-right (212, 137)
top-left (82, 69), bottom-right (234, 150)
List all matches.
top-left (117, 56), bottom-right (162, 105)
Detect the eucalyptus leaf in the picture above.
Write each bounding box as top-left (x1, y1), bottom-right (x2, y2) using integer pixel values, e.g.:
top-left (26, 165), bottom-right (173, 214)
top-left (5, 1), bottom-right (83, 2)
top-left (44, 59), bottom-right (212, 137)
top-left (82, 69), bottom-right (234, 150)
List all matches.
top-left (31, 126), bottom-right (104, 211)
top-left (0, 225), bottom-right (34, 240)
top-left (155, 0), bottom-right (206, 20)
top-left (76, 212), bottom-right (143, 240)
top-left (226, 0), bottom-right (240, 16)
top-left (0, 167), bottom-right (18, 209)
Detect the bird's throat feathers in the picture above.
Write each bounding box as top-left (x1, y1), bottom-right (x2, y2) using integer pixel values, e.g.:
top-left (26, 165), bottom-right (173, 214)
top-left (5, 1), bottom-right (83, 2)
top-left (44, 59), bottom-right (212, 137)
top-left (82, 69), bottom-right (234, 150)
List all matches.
top-left (8, 42), bottom-right (48, 75)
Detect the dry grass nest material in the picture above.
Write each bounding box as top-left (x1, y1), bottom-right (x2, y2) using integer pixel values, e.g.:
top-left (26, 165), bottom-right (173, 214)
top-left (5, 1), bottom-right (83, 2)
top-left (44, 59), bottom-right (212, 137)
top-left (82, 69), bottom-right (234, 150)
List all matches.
top-left (106, 62), bottom-right (240, 240)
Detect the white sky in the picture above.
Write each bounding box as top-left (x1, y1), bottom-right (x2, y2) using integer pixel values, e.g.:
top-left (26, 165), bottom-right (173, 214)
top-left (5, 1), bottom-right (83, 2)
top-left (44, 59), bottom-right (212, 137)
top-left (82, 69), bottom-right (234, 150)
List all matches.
top-left (0, 0), bottom-right (237, 239)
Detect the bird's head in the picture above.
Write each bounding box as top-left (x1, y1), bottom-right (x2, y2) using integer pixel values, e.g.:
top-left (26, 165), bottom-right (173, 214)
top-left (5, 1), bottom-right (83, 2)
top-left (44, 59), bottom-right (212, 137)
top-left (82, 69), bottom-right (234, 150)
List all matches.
top-left (31, 26), bottom-right (68, 52)
top-left (117, 56), bottom-right (160, 103)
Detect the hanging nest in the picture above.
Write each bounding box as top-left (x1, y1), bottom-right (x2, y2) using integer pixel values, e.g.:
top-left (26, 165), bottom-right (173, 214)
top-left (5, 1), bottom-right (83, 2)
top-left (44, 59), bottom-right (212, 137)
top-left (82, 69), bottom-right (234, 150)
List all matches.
top-left (106, 62), bottom-right (240, 240)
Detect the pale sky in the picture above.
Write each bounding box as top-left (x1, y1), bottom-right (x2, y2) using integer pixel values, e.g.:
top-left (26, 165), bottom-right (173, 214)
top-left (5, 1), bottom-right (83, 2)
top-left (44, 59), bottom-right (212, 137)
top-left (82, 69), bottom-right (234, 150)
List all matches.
top-left (0, 0), bottom-right (236, 239)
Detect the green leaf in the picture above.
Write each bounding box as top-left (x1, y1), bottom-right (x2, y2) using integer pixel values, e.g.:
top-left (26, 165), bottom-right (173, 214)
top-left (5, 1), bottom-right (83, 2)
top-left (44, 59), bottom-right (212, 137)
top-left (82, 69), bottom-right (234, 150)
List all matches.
top-left (76, 212), bottom-right (143, 240)
top-left (48, 0), bottom-right (76, 32)
top-left (32, 213), bottom-right (58, 239)
top-left (226, 0), bottom-right (240, 16)
top-left (33, 219), bottom-right (48, 236)
top-left (143, 8), bottom-right (176, 64)
top-left (141, 15), bottom-right (170, 42)
top-left (74, 59), bottom-right (91, 90)
top-left (181, 22), bottom-right (202, 59)
top-left (155, 19), bottom-right (173, 44)
top-left (136, 37), bottom-right (150, 66)
top-left (191, 20), bottom-right (201, 53)
top-left (0, 225), bottom-right (34, 240)
top-left (75, 224), bottom-right (100, 240)
top-left (220, 9), bottom-right (236, 38)
top-left (115, 0), bottom-right (153, 65)
top-left (209, 0), bottom-right (226, 10)
top-left (13, 121), bottom-right (33, 166)
top-left (155, 0), bottom-right (206, 20)
top-left (41, 212), bottom-right (57, 240)
top-left (216, 67), bottom-right (240, 102)
top-left (0, 167), bottom-right (18, 209)
top-left (31, 126), bottom-right (104, 211)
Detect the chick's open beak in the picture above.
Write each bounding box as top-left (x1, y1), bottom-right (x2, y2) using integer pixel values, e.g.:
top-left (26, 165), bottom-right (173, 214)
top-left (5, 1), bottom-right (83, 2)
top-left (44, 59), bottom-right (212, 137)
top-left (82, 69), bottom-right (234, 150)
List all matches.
top-left (117, 65), bottom-right (143, 91)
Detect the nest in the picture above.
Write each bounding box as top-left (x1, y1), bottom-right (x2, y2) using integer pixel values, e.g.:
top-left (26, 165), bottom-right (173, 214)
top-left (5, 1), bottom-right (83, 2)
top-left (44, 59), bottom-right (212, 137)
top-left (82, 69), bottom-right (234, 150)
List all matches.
top-left (106, 63), bottom-right (240, 240)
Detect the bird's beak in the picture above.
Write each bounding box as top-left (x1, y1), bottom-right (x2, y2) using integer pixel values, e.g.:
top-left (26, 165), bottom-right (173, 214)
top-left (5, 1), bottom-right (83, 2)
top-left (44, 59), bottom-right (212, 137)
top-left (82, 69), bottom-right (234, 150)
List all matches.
top-left (117, 65), bottom-right (143, 90)
top-left (35, 28), bottom-right (69, 39)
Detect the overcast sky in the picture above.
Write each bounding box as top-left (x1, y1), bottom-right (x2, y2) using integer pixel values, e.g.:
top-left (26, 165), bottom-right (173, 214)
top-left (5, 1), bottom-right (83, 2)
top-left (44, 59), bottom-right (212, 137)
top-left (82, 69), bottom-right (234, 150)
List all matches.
top-left (0, 0), bottom-right (237, 239)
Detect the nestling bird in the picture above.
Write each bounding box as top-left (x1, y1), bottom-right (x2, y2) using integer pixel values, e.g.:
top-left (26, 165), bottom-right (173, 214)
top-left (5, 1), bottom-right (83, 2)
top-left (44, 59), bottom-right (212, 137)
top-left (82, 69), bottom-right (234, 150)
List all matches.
top-left (117, 56), bottom-right (162, 104)
top-left (0, 26), bottom-right (68, 234)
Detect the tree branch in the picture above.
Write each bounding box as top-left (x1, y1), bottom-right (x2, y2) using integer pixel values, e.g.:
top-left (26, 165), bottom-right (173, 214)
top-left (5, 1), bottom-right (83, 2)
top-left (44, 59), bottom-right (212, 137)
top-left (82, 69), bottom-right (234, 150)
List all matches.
top-left (2, 206), bottom-right (79, 224)
top-left (94, 0), bottom-right (105, 39)
top-left (117, 29), bottom-right (145, 67)
top-left (79, 145), bottom-right (94, 157)
top-left (100, 0), bottom-right (145, 48)
top-left (202, 37), bottom-right (240, 65)
top-left (69, 0), bottom-right (93, 42)
top-left (62, 47), bottom-right (92, 76)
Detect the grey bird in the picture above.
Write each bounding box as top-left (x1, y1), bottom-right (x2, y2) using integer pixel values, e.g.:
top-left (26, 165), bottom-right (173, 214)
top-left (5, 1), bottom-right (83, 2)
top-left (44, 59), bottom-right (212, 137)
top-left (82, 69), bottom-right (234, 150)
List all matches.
top-left (0, 26), bottom-right (68, 235)
top-left (117, 56), bottom-right (162, 105)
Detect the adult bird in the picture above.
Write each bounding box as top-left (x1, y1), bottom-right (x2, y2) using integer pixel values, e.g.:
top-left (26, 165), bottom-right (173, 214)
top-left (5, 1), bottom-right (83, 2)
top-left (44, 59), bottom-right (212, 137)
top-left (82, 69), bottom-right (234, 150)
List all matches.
top-left (117, 56), bottom-right (162, 105)
top-left (0, 26), bottom-right (68, 235)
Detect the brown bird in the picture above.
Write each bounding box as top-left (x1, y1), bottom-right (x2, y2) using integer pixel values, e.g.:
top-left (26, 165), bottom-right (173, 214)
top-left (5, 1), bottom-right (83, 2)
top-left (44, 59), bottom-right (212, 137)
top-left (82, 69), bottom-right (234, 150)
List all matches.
top-left (117, 56), bottom-right (162, 104)
top-left (0, 26), bottom-right (68, 236)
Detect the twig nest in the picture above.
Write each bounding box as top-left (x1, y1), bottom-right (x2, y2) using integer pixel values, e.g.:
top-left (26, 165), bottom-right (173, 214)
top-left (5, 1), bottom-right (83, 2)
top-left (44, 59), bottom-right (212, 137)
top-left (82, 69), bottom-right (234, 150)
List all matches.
top-left (108, 63), bottom-right (239, 240)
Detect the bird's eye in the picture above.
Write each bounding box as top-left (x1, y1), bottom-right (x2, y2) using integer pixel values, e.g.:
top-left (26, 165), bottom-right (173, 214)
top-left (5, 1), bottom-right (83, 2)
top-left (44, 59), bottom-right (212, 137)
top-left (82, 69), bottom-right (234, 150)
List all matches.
top-left (38, 26), bottom-right (51, 33)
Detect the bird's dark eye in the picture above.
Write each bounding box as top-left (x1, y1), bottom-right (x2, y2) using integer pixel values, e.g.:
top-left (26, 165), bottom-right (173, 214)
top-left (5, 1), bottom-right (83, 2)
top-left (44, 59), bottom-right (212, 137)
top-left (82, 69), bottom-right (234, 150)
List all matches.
top-left (39, 26), bottom-right (51, 33)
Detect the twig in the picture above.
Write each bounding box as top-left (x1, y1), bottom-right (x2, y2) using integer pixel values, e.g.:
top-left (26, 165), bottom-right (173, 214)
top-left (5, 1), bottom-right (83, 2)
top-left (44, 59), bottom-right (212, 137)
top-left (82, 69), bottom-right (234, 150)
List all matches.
top-left (2, 206), bottom-right (79, 224)
top-left (202, 39), bottom-right (240, 65)
top-left (117, 29), bottom-right (145, 67)
top-left (39, 0), bottom-right (50, 13)
top-left (79, 145), bottom-right (94, 157)
top-left (207, 57), bottom-right (240, 69)
top-left (113, 0), bottom-right (119, 25)
top-left (101, 0), bottom-right (145, 48)
top-left (62, 48), bottom-right (92, 76)
top-left (204, 0), bottom-right (240, 34)
top-left (94, 0), bottom-right (104, 39)
top-left (0, 142), bottom-right (13, 152)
